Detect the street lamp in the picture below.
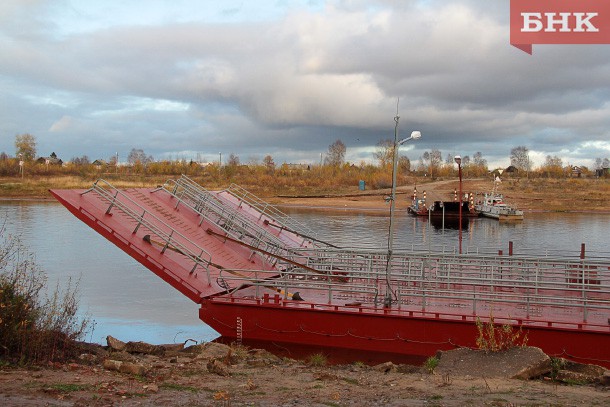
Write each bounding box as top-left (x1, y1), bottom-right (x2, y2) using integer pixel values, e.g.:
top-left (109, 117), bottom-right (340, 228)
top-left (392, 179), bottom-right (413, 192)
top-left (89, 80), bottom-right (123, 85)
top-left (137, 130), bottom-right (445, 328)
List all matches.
top-left (384, 113), bottom-right (421, 308)
top-left (454, 155), bottom-right (463, 254)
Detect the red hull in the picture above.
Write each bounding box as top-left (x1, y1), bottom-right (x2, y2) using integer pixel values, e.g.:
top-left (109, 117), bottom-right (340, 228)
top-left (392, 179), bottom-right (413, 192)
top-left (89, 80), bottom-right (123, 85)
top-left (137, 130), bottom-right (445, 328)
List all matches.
top-left (201, 297), bottom-right (610, 368)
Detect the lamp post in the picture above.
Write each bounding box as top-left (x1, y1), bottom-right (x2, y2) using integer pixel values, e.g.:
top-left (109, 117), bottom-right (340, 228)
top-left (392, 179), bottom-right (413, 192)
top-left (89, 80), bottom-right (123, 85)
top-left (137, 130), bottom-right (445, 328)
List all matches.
top-left (454, 155), bottom-right (463, 254)
top-left (384, 113), bottom-right (421, 308)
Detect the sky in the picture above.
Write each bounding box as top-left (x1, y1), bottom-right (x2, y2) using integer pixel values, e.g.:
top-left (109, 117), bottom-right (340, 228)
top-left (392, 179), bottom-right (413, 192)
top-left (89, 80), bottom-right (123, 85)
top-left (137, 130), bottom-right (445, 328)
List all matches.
top-left (1, 0), bottom-right (609, 169)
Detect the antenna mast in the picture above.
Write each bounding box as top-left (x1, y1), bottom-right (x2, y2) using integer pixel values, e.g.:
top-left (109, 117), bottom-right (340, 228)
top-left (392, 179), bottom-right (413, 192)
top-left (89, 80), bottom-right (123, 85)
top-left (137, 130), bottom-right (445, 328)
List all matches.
top-left (384, 98), bottom-right (401, 308)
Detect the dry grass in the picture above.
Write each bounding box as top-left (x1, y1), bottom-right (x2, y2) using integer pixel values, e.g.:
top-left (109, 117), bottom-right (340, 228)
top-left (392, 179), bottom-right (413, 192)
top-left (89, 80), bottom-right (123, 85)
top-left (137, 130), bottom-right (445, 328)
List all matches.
top-left (0, 175), bottom-right (169, 198)
top-left (1, 173), bottom-right (609, 213)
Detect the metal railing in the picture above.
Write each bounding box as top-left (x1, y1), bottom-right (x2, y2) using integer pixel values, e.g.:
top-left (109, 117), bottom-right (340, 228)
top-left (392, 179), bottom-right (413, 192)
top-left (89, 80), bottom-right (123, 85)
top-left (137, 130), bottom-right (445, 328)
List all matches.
top-left (217, 267), bottom-right (379, 304)
top-left (156, 176), bottom-right (304, 265)
top-left (224, 182), bottom-right (320, 242)
top-left (82, 179), bottom-right (213, 283)
top-left (214, 245), bottom-right (610, 323)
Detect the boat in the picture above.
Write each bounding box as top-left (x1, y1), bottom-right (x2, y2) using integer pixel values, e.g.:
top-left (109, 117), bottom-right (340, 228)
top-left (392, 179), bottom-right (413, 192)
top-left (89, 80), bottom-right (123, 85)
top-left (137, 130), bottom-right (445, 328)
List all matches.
top-left (50, 176), bottom-right (610, 367)
top-left (476, 177), bottom-right (524, 221)
top-left (407, 200), bottom-right (479, 218)
top-left (407, 188), bottom-right (479, 219)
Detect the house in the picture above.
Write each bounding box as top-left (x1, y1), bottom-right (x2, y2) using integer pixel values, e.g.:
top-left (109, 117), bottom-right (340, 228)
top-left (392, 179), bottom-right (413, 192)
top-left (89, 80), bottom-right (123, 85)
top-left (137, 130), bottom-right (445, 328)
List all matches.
top-left (571, 166), bottom-right (582, 178)
top-left (92, 159), bottom-right (107, 170)
top-left (36, 152), bottom-right (63, 166)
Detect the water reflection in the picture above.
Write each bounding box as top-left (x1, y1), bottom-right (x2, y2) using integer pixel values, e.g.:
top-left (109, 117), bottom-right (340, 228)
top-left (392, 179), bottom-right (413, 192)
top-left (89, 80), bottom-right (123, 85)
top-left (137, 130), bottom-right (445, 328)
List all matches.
top-left (284, 207), bottom-right (610, 256)
top-left (428, 217), bottom-right (470, 231)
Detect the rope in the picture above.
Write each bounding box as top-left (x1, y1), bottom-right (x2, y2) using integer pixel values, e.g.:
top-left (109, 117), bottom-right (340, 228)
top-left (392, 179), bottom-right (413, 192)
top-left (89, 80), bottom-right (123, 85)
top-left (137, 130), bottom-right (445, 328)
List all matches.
top-left (214, 317), bottom-right (460, 346)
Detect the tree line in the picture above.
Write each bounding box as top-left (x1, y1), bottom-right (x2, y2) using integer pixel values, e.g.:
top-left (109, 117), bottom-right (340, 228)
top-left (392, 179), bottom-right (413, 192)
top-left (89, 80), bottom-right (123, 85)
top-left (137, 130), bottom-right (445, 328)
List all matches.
top-left (2, 134), bottom-right (609, 181)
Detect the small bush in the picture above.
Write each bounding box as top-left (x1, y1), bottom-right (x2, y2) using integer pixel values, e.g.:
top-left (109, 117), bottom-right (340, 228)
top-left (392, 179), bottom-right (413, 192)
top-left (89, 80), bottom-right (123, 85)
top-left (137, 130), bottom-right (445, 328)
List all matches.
top-left (475, 316), bottom-right (528, 352)
top-left (0, 226), bottom-right (89, 364)
top-left (424, 356), bottom-right (439, 373)
top-left (550, 357), bottom-right (567, 380)
top-left (307, 352), bottom-right (328, 367)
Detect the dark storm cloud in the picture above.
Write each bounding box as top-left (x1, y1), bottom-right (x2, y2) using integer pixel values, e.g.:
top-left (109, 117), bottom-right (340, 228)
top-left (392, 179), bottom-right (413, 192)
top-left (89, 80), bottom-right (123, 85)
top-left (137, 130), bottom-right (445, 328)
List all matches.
top-left (0, 0), bottom-right (609, 168)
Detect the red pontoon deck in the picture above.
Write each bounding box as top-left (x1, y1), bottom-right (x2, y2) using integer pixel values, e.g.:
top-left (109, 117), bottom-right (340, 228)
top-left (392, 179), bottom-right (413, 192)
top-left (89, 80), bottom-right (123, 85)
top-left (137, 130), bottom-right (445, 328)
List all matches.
top-left (50, 176), bottom-right (610, 367)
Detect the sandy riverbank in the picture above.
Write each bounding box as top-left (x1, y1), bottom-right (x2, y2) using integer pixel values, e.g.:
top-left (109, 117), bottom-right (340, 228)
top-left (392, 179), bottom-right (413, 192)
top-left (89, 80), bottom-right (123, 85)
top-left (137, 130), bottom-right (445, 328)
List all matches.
top-left (1, 341), bottom-right (608, 406)
top-left (268, 177), bottom-right (610, 214)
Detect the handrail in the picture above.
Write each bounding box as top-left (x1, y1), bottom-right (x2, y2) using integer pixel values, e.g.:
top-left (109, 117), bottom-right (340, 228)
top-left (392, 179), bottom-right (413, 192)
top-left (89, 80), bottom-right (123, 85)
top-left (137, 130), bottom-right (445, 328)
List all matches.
top-left (210, 258), bottom-right (609, 317)
top-left (158, 178), bottom-right (301, 267)
top-left (82, 179), bottom-right (214, 284)
top-left (217, 268), bottom-right (379, 301)
top-left (162, 177), bottom-right (287, 249)
top-left (397, 285), bottom-right (609, 321)
top-left (211, 257), bottom-right (609, 323)
top-left (224, 182), bottom-right (320, 241)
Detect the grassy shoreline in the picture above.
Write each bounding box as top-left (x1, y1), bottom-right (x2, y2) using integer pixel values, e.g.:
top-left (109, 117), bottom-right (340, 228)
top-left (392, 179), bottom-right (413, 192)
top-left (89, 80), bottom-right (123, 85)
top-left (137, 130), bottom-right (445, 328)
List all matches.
top-left (1, 175), bottom-right (609, 213)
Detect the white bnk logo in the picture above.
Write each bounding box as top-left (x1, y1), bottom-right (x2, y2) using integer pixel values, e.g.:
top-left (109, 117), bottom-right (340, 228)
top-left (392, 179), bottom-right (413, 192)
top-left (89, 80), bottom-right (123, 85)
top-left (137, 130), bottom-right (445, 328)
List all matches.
top-left (521, 12), bottom-right (599, 32)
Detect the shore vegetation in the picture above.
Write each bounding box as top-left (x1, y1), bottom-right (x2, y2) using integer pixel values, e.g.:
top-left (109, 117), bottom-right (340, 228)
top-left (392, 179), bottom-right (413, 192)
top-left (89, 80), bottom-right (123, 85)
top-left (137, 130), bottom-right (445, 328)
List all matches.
top-left (0, 156), bottom-right (609, 213)
top-left (0, 224), bottom-right (89, 365)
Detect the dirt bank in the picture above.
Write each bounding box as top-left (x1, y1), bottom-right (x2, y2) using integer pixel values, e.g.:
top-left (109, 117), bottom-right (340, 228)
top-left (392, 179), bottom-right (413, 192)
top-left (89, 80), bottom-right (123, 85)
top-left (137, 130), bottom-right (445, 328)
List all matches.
top-left (2, 176), bottom-right (609, 214)
top-left (270, 178), bottom-right (610, 214)
top-left (1, 341), bottom-right (608, 406)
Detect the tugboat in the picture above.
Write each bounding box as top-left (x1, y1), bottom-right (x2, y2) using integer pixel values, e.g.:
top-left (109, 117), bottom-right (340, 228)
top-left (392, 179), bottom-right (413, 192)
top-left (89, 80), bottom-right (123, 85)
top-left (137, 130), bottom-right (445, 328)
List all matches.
top-left (475, 176), bottom-right (524, 221)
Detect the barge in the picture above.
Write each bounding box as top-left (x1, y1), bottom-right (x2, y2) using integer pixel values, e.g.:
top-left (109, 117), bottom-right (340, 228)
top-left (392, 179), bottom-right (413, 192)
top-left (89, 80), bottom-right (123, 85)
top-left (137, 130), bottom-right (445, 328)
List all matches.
top-left (51, 176), bottom-right (610, 367)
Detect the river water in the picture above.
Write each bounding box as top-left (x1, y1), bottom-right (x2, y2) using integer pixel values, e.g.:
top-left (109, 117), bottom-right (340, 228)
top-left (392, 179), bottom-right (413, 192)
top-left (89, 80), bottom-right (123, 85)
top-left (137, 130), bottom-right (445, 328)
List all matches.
top-left (1, 200), bottom-right (608, 345)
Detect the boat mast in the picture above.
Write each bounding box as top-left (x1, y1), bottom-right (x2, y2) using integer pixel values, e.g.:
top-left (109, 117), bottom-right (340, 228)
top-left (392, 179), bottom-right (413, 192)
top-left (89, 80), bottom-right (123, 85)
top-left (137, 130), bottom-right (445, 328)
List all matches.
top-left (384, 102), bottom-right (401, 308)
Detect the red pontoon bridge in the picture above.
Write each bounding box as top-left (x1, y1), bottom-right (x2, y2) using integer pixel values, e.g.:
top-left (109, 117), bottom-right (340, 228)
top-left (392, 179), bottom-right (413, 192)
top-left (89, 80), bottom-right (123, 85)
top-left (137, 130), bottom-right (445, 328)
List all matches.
top-left (50, 176), bottom-right (610, 367)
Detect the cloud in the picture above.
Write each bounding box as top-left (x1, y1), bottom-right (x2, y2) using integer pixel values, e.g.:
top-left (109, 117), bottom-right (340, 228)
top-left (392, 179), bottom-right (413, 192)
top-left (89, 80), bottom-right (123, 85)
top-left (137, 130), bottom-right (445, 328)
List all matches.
top-left (0, 1), bottom-right (609, 168)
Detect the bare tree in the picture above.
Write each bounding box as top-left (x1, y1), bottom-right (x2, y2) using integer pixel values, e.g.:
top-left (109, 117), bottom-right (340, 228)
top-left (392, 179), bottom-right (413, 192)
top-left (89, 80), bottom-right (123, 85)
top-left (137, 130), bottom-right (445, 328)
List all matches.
top-left (263, 154), bottom-right (275, 171)
top-left (473, 152), bottom-right (487, 168)
top-left (430, 149), bottom-right (442, 167)
top-left (227, 153), bottom-right (240, 166)
top-left (71, 155), bottom-right (90, 165)
top-left (422, 151), bottom-right (430, 165)
top-left (374, 139), bottom-right (394, 168)
top-left (544, 155), bottom-right (562, 167)
top-left (510, 146), bottom-right (531, 173)
top-left (398, 156), bottom-right (411, 172)
top-left (127, 148), bottom-right (153, 165)
top-left (324, 139), bottom-right (346, 166)
top-left (421, 149), bottom-right (442, 178)
top-left (542, 155), bottom-right (563, 177)
top-left (596, 157), bottom-right (610, 169)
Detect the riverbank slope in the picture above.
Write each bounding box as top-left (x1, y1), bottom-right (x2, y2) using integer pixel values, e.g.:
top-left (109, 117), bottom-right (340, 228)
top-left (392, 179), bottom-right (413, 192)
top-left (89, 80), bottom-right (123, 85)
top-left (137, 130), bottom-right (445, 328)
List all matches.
top-left (1, 341), bottom-right (608, 406)
top-left (2, 176), bottom-right (609, 213)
